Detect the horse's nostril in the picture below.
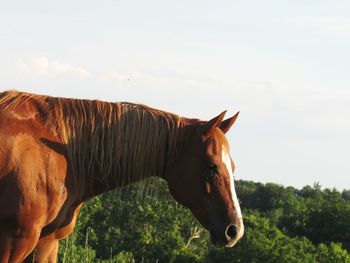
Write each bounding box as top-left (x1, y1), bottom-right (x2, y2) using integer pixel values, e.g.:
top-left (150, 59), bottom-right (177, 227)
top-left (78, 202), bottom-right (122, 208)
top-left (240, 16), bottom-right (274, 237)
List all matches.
top-left (225, 224), bottom-right (237, 240)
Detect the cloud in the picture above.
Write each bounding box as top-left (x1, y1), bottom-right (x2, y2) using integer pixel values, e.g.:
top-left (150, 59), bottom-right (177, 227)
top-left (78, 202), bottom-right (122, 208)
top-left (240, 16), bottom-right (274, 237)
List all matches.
top-left (289, 16), bottom-right (350, 36)
top-left (100, 68), bottom-right (216, 88)
top-left (15, 56), bottom-right (90, 78)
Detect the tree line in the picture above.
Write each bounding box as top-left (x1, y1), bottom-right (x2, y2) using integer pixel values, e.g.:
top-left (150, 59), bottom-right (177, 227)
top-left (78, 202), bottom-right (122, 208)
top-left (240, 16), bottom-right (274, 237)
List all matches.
top-left (58, 180), bottom-right (350, 262)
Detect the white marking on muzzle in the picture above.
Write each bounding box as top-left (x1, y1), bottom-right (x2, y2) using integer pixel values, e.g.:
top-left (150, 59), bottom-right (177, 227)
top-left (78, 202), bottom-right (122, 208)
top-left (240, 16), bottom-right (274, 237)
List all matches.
top-left (222, 145), bottom-right (244, 246)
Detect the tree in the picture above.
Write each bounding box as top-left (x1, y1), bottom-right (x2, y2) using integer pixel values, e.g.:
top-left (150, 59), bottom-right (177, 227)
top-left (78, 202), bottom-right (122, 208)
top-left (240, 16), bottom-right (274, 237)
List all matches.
top-left (342, 190), bottom-right (350, 201)
top-left (57, 179), bottom-right (350, 262)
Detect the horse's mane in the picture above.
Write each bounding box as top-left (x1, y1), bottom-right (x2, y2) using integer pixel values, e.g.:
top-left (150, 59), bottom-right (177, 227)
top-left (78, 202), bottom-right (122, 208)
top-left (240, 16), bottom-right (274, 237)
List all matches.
top-left (0, 90), bottom-right (193, 197)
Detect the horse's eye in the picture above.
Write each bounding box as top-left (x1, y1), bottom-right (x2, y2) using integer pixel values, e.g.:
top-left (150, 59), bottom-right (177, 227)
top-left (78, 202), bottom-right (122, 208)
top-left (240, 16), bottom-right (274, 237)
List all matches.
top-left (207, 163), bottom-right (217, 178)
top-left (209, 163), bottom-right (217, 171)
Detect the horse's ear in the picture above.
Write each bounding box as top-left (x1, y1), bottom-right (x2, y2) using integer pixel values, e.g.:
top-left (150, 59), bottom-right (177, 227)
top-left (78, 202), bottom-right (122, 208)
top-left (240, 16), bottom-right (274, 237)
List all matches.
top-left (219, 111), bottom-right (240, 134)
top-left (200, 111), bottom-right (227, 141)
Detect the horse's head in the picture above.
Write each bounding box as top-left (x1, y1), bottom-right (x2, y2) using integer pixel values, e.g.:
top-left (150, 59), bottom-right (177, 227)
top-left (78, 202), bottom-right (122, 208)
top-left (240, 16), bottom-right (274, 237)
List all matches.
top-left (167, 111), bottom-right (244, 247)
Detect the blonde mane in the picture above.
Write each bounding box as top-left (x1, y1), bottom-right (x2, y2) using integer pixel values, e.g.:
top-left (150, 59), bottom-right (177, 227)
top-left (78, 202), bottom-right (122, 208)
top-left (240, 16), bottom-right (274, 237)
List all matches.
top-left (0, 91), bottom-right (194, 197)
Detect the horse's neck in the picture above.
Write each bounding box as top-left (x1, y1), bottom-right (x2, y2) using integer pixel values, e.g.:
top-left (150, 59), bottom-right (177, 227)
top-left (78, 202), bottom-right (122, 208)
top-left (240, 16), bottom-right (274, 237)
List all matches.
top-left (75, 108), bottom-right (195, 200)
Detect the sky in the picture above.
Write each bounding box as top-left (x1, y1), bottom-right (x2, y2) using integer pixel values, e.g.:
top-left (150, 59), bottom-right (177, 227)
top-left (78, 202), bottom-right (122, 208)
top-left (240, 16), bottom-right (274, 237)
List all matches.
top-left (1, 0), bottom-right (349, 190)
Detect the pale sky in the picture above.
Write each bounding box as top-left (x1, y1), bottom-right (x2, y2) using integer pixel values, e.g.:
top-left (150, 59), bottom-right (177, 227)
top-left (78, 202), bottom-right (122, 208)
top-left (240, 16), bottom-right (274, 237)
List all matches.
top-left (1, 1), bottom-right (349, 190)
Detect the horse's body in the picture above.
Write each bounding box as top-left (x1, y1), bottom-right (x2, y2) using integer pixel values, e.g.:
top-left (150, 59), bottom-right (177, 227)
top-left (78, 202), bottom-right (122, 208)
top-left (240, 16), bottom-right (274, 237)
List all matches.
top-left (0, 91), bottom-right (244, 262)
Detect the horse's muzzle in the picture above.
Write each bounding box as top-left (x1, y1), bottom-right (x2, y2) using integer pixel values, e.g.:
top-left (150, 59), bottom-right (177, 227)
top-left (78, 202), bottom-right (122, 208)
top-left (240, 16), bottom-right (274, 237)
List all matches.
top-left (210, 221), bottom-right (244, 248)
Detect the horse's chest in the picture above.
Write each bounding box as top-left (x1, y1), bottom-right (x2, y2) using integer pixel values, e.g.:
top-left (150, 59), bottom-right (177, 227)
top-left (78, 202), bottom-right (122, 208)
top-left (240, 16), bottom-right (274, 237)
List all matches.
top-left (41, 202), bottom-right (82, 239)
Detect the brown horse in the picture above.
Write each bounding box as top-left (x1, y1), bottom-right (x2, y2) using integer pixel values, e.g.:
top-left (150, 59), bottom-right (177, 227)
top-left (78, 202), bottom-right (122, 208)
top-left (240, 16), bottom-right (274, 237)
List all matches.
top-left (0, 90), bottom-right (244, 262)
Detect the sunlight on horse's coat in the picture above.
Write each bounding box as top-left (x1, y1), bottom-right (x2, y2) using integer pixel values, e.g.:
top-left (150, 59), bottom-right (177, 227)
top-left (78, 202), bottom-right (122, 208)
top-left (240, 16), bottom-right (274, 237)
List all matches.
top-left (222, 145), bottom-right (244, 247)
top-left (0, 91), bottom-right (244, 261)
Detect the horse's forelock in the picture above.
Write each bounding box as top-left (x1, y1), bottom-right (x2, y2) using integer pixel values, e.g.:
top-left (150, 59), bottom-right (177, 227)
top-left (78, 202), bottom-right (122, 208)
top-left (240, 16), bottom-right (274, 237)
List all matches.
top-left (209, 127), bottom-right (230, 155)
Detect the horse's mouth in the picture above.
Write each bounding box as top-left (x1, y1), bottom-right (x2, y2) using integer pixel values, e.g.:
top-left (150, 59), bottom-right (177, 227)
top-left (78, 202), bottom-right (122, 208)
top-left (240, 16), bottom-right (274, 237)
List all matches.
top-left (211, 235), bottom-right (241, 248)
top-left (225, 238), bottom-right (239, 248)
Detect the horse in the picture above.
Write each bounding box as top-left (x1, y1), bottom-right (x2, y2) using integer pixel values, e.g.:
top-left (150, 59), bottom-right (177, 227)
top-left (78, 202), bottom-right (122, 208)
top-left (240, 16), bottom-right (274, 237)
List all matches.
top-left (0, 90), bottom-right (244, 262)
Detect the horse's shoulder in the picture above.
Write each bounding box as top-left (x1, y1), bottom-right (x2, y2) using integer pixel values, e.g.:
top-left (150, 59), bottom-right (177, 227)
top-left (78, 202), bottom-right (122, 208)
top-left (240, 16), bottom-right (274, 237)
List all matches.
top-left (40, 202), bottom-right (83, 239)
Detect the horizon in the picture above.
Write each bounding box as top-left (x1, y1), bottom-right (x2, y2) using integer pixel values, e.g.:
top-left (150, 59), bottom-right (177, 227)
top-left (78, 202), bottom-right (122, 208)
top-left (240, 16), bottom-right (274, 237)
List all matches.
top-left (1, 1), bottom-right (349, 191)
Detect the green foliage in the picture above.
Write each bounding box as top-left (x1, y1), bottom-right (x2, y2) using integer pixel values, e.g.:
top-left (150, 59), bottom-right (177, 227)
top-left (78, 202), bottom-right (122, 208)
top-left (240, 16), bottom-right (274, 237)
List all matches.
top-left (58, 179), bottom-right (350, 262)
top-left (342, 190), bottom-right (350, 201)
top-left (59, 231), bottom-right (96, 263)
top-left (316, 243), bottom-right (350, 263)
top-left (207, 214), bottom-right (317, 263)
top-left (111, 251), bottom-right (135, 263)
